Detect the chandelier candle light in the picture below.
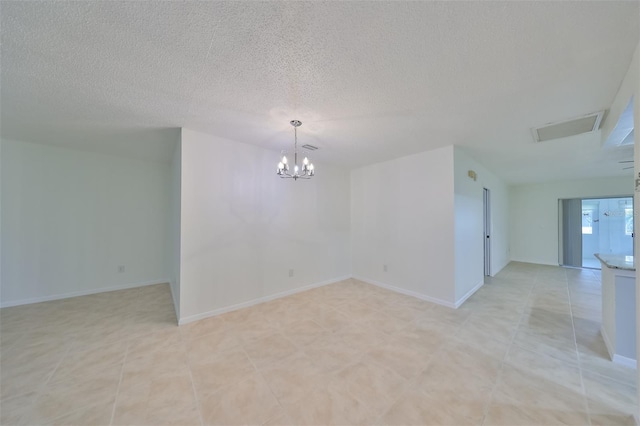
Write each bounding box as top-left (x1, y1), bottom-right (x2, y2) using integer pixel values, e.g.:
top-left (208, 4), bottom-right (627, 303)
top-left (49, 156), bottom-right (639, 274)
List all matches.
top-left (276, 120), bottom-right (315, 180)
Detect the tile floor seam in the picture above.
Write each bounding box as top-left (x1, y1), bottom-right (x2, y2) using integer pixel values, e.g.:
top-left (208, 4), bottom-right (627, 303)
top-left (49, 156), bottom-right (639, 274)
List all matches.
top-left (279, 330), bottom-right (310, 356)
top-left (40, 335), bottom-right (76, 389)
top-left (178, 330), bottom-right (206, 426)
top-left (564, 269), bottom-right (594, 426)
top-left (27, 334), bottom-right (77, 423)
top-left (0, 334), bottom-right (25, 359)
top-left (581, 364), bottom-right (638, 389)
top-left (27, 332), bottom-right (117, 423)
top-left (308, 318), bottom-right (335, 338)
top-left (108, 332), bottom-right (134, 426)
top-left (343, 351), bottom-right (412, 419)
top-left (239, 345), bottom-right (285, 425)
top-left (365, 365), bottom-right (418, 426)
top-left (291, 309), bottom-right (410, 424)
top-left (480, 272), bottom-right (537, 426)
top-left (373, 319), bottom-right (448, 421)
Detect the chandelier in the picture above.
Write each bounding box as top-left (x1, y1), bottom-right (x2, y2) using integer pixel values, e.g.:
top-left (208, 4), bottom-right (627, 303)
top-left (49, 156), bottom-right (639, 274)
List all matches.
top-left (276, 120), bottom-right (315, 180)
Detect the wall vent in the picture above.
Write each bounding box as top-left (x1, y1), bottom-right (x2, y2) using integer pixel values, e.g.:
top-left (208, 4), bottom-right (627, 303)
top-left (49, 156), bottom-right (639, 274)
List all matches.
top-left (301, 144), bottom-right (318, 151)
top-left (532, 111), bottom-right (604, 142)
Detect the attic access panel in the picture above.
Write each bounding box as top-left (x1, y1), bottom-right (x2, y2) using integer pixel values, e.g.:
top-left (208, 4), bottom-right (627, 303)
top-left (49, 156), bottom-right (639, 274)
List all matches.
top-left (532, 111), bottom-right (604, 142)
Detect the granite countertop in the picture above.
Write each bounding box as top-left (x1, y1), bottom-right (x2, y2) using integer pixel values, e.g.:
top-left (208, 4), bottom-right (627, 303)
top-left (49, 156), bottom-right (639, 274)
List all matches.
top-left (594, 253), bottom-right (635, 271)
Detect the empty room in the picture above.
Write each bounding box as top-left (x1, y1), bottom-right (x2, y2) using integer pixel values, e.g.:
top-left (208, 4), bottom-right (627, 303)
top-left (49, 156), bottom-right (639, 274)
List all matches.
top-left (1, 1), bottom-right (639, 425)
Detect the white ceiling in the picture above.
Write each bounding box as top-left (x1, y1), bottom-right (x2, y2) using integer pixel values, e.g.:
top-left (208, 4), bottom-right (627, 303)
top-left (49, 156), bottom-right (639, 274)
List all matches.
top-left (1, 1), bottom-right (638, 184)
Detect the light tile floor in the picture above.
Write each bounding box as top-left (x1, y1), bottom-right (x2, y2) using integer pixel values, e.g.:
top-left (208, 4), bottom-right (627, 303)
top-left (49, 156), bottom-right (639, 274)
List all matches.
top-left (1, 262), bottom-right (637, 425)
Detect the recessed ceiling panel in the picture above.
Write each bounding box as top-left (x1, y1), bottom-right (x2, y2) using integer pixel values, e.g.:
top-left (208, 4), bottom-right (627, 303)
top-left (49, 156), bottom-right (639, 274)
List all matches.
top-left (532, 112), bottom-right (603, 142)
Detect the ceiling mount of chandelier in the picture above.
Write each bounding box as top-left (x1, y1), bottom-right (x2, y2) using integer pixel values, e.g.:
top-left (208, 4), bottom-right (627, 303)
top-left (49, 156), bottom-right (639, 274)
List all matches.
top-left (276, 120), bottom-right (315, 180)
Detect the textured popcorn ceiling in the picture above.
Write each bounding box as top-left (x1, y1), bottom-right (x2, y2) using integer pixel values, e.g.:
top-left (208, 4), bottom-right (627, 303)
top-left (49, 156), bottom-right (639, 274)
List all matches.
top-left (1, 1), bottom-right (638, 183)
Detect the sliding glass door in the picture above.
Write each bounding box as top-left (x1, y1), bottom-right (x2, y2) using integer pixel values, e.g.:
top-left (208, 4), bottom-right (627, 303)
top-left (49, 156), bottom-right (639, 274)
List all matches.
top-left (559, 196), bottom-right (633, 269)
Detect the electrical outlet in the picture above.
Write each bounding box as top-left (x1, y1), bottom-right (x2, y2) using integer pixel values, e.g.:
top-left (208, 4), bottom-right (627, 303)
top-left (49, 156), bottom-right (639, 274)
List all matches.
top-left (118, 265), bottom-right (125, 273)
top-left (288, 269), bottom-right (294, 277)
top-left (383, 264), bottom-right (388, 272)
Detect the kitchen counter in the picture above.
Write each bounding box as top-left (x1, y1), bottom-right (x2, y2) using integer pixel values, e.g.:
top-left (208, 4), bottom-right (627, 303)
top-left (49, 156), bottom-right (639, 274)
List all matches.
top-left (594, 253), bottom-right (635, 271)
top-left (595, 253), bottom-right (636, 369)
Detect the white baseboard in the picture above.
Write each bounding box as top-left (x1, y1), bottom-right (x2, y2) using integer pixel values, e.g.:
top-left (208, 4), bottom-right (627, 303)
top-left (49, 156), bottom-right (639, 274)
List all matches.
top-left (178, 275), bottom-right (352, 325)
top-left (601, 326), bottom-right (615, 360)
top-left (489, 261), bottom-right (508, 278)
top-left (509, 258), bottom-right (558, 267)
top-left (454, 280), bottom-right (484, 308)
top-left (351, 275), bottom-right (456, 309)
top-left (168, 278), bottom-right (180, 319)
top-left (599, 326), bottom-right (636, 368)
top-left (612, 354), bottom-right (637, 369)
top-left (0, 279), bottom-right (169, 309)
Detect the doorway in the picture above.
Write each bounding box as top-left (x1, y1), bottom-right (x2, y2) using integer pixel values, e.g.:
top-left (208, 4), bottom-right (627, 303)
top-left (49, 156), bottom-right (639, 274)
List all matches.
top-left (559, 196), bottom-right (634, 268)
top-left (483, 188), bottom-right (491, 276)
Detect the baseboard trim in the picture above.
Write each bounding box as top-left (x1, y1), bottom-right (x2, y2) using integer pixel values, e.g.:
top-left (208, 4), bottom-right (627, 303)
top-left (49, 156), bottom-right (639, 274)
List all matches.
top-left (454, 279), bottom-right (484, 308)
top-left (489, 261), bottom-right (508, 278)
top-left (178, 275), bottom-right (352, 325)
top-left (612, 354), bottom-right (637, 369)
top-left (600, 326), bottom-right (615, 360)
top-left (0, 279), bottom-right (169, 309)
top-left (168, 279), bottom-right (180, 320)
top-left (351, 275), bottom-right (456, 309)
top-left (508, 258), bottom-right (559, 267)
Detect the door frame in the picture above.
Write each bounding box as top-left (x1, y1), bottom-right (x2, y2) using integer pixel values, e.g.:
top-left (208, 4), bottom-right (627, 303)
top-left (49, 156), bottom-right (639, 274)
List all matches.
top-left (483, 187), bottom-right (491, 277)
top-left (558, 195), bottom-right (634, 268)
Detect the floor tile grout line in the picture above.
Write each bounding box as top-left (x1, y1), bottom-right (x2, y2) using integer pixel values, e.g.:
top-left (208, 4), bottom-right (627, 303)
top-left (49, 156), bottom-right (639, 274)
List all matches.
top-left (352, 366), bottom-right (410, 425)
top-left (25, 320), bottom-right (132, 422)
top-left (258, 296), bottom-right (428, 425)
top-left (178, 329), bottom-right (206, 426)
top-left (25, 334), bottom-right (76, 424)
top-left (238, 344), bottom-right (288, 425)
top-left (564, 269), bottom-right (594, 426)
top-left (479, 271), bottom-right (537, 426)
top-left (108, 339), bottom-right (130, 426)
top-left (39, 334), bottom-right (76, 389)
top-left (0, 331), bottom-right (26, 361)
top-left (239, 326), bottom-right (319, 420)
top-left (108, 300), bottom-right (142, 426)
top-left (339, 312), bottom-right (438, 426)
top-left (580, 362), bottom-right (638, 389)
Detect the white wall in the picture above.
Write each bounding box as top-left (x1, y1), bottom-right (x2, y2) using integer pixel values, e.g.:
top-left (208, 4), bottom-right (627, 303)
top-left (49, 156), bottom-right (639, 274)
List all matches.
top-left (510, 177), bottom-right (633, 266)
top-left (453, 146), bottom-right (510, 304)
top-left (168, 136), bottom-right (182, 317)
top-left (1, 138), bottom-right (169, 307)
top-left (178, 128), bottom-right (351, 322)
top-left (351, 146), bottom-right (456, 306)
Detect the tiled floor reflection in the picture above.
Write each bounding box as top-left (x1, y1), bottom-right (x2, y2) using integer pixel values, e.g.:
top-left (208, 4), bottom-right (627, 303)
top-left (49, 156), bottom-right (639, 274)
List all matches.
top-left (1, 262), bottom-right (637, 425)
